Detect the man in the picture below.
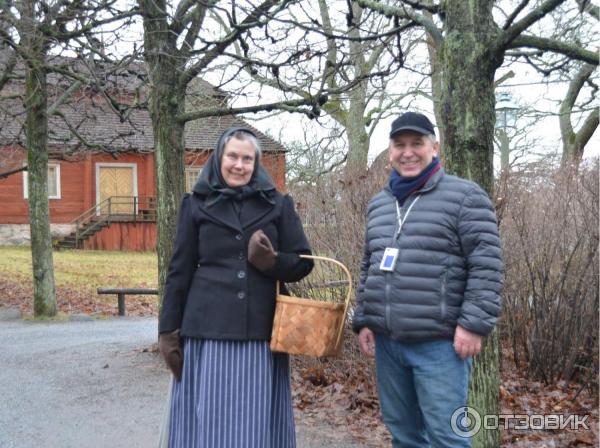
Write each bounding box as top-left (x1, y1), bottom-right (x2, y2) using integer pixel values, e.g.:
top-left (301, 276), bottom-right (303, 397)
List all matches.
top-left (353, 112), bottom-right (502, 447)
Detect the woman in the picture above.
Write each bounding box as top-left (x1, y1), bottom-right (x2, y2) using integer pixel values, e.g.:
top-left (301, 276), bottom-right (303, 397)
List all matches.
top-left (158, 127), bottom-right (313, 448)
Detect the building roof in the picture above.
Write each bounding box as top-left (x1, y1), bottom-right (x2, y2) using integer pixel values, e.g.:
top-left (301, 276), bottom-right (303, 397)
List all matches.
top-left (0, 52), bottom-right (285, 153)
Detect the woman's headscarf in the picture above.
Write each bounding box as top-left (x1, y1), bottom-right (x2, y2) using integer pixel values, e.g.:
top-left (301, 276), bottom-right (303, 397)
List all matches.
top-left (192, 127), bottom-right (276, 207)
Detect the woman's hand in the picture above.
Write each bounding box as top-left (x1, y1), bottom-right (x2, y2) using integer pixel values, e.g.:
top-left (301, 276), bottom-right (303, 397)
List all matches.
top-left (158, 330), bottom-right (184, 381)
top-left (248, 229), bottom-right (277, 271)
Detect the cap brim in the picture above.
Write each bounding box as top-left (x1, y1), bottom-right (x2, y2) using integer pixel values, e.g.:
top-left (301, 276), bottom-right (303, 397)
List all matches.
top-left (389, 126), bottom-right (433, 138)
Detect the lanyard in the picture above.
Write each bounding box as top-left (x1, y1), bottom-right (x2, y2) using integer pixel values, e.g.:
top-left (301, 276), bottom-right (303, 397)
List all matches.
top-left (395, 195), bottom-right (420, 239)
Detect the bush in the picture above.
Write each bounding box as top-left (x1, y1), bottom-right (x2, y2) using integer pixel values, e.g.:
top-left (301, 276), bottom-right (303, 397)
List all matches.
top-left (498, 160), bottom-right (599, 386)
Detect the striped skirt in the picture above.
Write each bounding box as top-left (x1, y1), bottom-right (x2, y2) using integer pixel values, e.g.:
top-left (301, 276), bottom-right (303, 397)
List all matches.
top-left (168, 338), bottom-right (296, 448)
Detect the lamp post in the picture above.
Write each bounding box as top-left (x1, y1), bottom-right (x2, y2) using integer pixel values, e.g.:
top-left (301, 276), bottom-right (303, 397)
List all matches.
top-left (495, 92), bottom-right (518, 173)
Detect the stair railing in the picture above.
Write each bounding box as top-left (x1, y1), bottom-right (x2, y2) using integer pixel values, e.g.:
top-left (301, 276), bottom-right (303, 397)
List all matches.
top-left (68, 196), bottom-right (157, 248)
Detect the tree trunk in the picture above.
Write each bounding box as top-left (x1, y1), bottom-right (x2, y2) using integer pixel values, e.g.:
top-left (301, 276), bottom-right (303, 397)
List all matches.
top-left (141, 0), bottom-right (186, 303)
top-left (22, 12), bottom-right (57, 317)
top-left (342, 5), bottom-right (371, 176)
top-left (440, 1), bottom-right (503, 446)
top-left (424, 6), bottom-right (445, 156)
top-left (151, 81), bottom-right (186, 304)
top-left (440, 1), bottom-right (499, 192)
top-left (345, 86), bottom-right (370, 174)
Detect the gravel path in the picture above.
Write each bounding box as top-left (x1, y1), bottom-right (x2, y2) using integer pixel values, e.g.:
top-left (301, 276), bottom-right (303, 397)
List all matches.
top-left (0, 316), bottom-right (361, 448)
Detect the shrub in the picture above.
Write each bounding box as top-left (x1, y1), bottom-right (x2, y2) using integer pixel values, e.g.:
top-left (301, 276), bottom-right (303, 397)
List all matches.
top-left (498, 160), bottom-right (599, 386)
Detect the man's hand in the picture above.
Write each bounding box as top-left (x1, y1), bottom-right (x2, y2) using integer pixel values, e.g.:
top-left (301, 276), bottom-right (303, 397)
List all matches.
top-left (358, 327), bottom-right (375, 358)
top-left (453, 325), bottom-right (483, 359)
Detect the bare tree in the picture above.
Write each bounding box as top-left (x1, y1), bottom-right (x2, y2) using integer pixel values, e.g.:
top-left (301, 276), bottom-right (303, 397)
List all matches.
top-left (229, 0), bottom-right (422, 173)
top-left (1, 0), bottom-right (136, 317)
top-left (497, 2), bottom-right (598, 166)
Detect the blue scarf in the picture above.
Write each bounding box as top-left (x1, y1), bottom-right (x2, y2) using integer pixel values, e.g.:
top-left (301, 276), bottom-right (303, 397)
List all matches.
top-left (389, 158), bottom-right (440, 205)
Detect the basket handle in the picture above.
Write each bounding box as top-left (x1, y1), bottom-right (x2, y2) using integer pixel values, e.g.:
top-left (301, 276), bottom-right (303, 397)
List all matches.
top-left (276, 254), bottom-right (353, 352)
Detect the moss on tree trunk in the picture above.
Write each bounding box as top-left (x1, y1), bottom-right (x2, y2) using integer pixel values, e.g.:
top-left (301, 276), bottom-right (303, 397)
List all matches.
top-left (23, 35), bottom-right (57, 318)
top-left (141, 0), bottom-right (187, 305)
top-left (440, 1), bottom-right (503, 446)
top-left (150, 83), bottom-right (185, 306)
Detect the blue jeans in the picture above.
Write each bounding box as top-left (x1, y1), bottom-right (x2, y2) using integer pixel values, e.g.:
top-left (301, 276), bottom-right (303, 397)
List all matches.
top-left (375, 335), bottom-right (472, 448)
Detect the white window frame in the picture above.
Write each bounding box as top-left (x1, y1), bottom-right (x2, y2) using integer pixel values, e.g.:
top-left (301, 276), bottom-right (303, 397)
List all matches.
top-left (185, 166), bottom-right (203, 193)
top-left (23, 162), bottom-right (61, 200)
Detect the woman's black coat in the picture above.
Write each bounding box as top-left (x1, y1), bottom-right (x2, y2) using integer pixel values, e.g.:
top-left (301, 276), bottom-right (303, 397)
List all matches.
top-left (159, 190), bottom-right (313, 341)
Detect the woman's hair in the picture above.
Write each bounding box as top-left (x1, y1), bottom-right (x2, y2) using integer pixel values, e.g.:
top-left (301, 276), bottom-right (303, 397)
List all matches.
top-left (223, 130), bottom-right (262, 160)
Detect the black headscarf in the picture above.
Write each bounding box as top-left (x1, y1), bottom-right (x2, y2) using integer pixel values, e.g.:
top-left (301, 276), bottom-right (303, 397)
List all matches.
top-left (192, 127), bottom-right (276, 207)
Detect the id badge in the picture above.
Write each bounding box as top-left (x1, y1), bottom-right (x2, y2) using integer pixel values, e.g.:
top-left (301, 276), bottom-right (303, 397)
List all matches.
top-left (379, 247), bottom-right (399, 272)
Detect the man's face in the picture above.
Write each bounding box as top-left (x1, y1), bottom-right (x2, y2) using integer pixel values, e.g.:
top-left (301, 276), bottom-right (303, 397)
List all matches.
top-left (220, 137), bottom-right (256, 187)
top-left (389, 131), bottom-right (439, 177)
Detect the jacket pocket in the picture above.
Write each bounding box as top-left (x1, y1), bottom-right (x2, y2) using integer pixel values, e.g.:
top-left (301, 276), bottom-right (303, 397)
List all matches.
top-left (439, 270), bottom-right (448, 321)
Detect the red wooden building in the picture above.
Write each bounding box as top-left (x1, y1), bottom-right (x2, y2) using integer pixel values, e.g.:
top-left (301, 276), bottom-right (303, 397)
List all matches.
top-left (0, 61), bottom-right (286, 251)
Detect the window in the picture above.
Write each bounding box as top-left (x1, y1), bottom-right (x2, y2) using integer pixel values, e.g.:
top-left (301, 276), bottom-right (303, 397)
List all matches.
top-left (185, 166), bottom-right (203, 193)
top-left (23, 163), bottom-right (61, 199)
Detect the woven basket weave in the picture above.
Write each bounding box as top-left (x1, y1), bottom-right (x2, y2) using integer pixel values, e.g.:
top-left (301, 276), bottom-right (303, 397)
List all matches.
top-left (270, 255), bottom-right (352, 357)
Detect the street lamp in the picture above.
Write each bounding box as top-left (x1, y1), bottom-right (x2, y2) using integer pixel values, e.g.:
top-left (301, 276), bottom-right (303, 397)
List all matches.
top-left (495, 92), bottom-right (518, 173)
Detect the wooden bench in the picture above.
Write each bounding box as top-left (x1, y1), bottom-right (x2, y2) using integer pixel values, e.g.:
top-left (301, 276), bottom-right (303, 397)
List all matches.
top-left (97, 288), bottom-right (158, 316)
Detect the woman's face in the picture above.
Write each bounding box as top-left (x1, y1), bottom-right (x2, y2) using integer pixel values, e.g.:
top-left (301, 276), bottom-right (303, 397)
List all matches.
top-left (220, 137), bottom-right (256, 187)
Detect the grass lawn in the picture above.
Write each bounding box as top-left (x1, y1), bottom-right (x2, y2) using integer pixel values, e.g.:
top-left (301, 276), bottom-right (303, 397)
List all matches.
top-left (0, 246), bottom-right (158, 316)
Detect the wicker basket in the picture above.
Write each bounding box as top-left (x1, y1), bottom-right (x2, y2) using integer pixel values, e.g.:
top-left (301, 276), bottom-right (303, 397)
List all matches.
top-left (270, 255), bottom-right (352, 357)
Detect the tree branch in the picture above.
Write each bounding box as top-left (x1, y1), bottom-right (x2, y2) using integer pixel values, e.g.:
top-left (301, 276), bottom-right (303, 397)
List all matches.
top-left (50, 109), bottom-right (137, 154)
top-left (170, 0), bottom-right (197, 35)
top-left (47, 81), bottom-right (82, 116)
top-left (0, 50), bottom-right (17, 92)
top-left (179, 3), bottom-right (209, 56)
top-left (560, 64), bottom-right (595, 117)
top-left (48, 8), bottom-right (139, 41)
top-left (176, 97), bottom-right (327, 124)
top-left (509, 35), bottom-right (598, 64)
top-left (180, 0), bottom-right (283, 87)
top-left (576, 0), bottom-right (600, 20)
top-left (576, 108), bottom-right (599, 150)
top-left (355, 0), bottom-right (443, 46)
top-left (501, 0), bottom-right (566, 47)
top-left (559, 64), bottom-right (597, 158)
top-left (0, 165), bottom-right (27, 179)
top-left (399, 0), bottom-right (440, 15)
top-left (502, 0), bottom-right (530, 30)
top-left (317, 0), bottom-right (339, 92)
top-left (495, 70), bottom-right (515, 86)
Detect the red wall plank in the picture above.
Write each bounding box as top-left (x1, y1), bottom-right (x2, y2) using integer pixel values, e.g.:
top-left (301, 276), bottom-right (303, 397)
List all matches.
top-left (83, 222), bottom-right (157, 251)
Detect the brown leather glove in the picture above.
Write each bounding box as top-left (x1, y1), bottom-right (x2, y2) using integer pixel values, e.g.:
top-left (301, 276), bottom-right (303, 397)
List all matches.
top-left (158, 329), bottom-right (183, 382)
top-left (248, 229), bottom-right (277, 272)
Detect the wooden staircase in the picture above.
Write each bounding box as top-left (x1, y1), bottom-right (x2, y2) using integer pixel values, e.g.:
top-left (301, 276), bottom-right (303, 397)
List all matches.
top-left (55, 196), bottom-right (156, 249)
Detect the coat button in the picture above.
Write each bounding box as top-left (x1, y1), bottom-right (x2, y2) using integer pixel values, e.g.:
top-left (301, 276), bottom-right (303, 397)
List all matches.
top-left (237, 291), bottom-right (245, 299)
top-left (238, 252), bottom-right (244, 260)
top-left (237, 270), bottom-right (246, 279)
top-left (235, 234), bottom-right (243, 240)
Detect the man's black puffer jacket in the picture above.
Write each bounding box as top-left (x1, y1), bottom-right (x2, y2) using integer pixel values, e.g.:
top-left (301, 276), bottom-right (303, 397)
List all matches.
top-left (352, 169), bottom-right (503, 340)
